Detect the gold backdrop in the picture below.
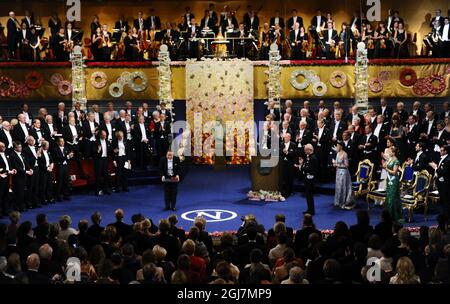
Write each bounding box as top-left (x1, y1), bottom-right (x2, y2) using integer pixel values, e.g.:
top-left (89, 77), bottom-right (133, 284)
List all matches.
top-left (1, 0), bottom-right (449, 53)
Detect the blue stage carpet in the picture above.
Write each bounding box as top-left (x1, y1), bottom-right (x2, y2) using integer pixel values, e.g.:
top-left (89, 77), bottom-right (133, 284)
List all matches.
top-left (0, 166), bottom-right (437, 231)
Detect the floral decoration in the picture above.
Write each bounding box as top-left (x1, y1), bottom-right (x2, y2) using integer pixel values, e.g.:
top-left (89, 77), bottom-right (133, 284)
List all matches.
top-left (399, 68), bottom-right (417, 87)
top-left (377, 70), bottom-right (391, 82)
top-left (25, 71), bottom-right (44, 90)
top-left (312, 81), bottom-right (328, 96)
top-left (50, 73), bottom-right (64, 86)
top-left (247, 190), bottom-right (285, 202)
top-left (290, 69), bottom-right (311, 90)
top-left (129, 71), bottom-right (148, 92)
top-left (90, 71), bottom-right (107, 89)
top-left (109, 82), bottom-right (124, 98)
top-left (57, 80), bottom-right (72, 96)
top-left (426, 74), bottom-right (446, 95)
top-left (0, 76), bottom-right (17, 97)
top-left (369, 78), bottom-right (383, 93)
top-left (412, 77), bottom-right (430, 96)
top-left (329, 70), bottom-right (347, 88)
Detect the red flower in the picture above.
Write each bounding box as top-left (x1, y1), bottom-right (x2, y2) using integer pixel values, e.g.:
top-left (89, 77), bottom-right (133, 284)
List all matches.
top-left (413, 78), bottom-right (430, 96)
top-left (25, 71), bottom-right (44, 90)
top-left (399, 68), bottom-right (418, 87)
top-left (426, 75), bottom-right (446, 95)
top-left (0, 76), bottom-right (16, 98)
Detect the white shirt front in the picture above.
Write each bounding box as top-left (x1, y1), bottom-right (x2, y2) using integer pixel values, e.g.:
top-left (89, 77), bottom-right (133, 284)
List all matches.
top-left (443, 24), bottom-right (449, 41)
top-left (0, 152), bottom-right (9, 171)
top-left (15, 151), bottom-right (25, 170)
top-left (20, 122), bottom-right (29, 138)
top-left (427, 120), bottom-right (434, 135)
top-left (94, 112), bottom-right (100, 124)
top-left (125, 122), bottom-right (132, 140)
top-left (139, 123), bottom-right (147, 141)
top-left (100, 139), bottom-right (107, 157)
top-left (29, 145), bottom-right (38, 166)
top-left (43, 150), bottom-right (50, 167)
top-left (167, 159), bottom-right (174, 176)
top-left (35, 128), bottom-right (43, 141)
top-left (89, 121), bottom-right (96, 141)
top-left (23, 112), bottom-right (31, 125)
top-left (374, 123), bottom-right (382, 138)
top-left (316, 16), bottom-right (321, 30)
top-left (415, 151), bottom-right (423, 163)
top-left (106, 123), bottom-right (112, 141)
top-left (118, 140), bottom-right (126, 156)
top-left (274, 17), bottom-right (279, 25)
top-left (47, 123), bottom-right (54, 135)
top-left (4, 130), bottom-right (12, 148)
top-left (69, 124), bottom-right (78, 142)
top-left (333, 121), bottom-right (340, 138)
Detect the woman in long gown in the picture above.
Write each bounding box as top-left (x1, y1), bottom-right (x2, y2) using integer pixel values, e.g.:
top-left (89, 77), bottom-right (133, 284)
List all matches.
top-left (383, 146), bottom-right (403, 222)
top-left (333, 141), bottom-right (354, 209)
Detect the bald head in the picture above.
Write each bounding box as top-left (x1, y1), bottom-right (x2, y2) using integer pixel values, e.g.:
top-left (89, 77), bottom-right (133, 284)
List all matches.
top-left (26, 253), bottom-right (40, 271)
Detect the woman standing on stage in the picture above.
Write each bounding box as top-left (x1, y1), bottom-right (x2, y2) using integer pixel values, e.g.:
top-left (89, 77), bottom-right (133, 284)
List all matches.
top-left (383, 146), bottom-right (403, 223)
top-left (333, 141), bottom-right (354, 210)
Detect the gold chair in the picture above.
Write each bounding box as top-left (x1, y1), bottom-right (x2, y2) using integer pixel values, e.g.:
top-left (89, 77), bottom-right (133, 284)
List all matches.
top-left (427, 176), bottom-right (440, 205)
top-left (401, 170), bottom-right (432, 223)
top-left (399, 164), bottom-right (415, 193)
top-left (352, 159), bottom-right (375, 202)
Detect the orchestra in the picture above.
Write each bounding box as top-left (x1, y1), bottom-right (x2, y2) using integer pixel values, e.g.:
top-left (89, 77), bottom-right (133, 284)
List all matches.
top-left (1, 7), bottom-right (450, 62)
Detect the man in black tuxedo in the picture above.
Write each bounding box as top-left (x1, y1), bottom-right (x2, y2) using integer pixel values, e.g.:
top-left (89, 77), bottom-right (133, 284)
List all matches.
top-left (270, 10), bottom-right (285, 29)
top-left (408, 142), bottom-right (430, 173)
top-left (158, 102), bottom-right (172, 122)
top-left (410, 101), bottom-right (425, 123)
top-left (10, 141), bottom-right (32, 211)
top-left (159, 151), bottom-right (180, 211)
top-left (432, 121), bottom-right (450, 161)
top-left (113, 15), bottom-right (129, 41)
top-left (54, 102), bottom-right (68, 132)
top-left (378, 97), bottom-right (393, 121)
top-left (52, 137), bottom-right (73, 201)
top-left (421, 110), bottom-right (437, 142)
top-left (21, 10), bottom-right (35, 29)
top-left (134, 11), bottom-right (147, 35)
top-left (82, 112), bottom-right (99, 159)
top-left (330, 111), bottom-right (346, 143)
top-left (342, 130), bottom-right (358, 177)
top-left (312, 119), bottom-right (331, 182)
top-left (155, 114), bottom-right (171, 160)
top-left (12, 113), bottom-right (30, 144)
top-left (287, 9), bottom-right (304, 30)
top-left (280, 133), bottom-right (296, 198)
top-left (133, 115), bottom-right (150, 170)
top-left (94, 130), bottom-right (112, 196)
top-left (346, 106), bottom-right (365, 128)
top-left (430, 9), bottom-right (445, 29)
top-left (264, 101), bottom-right (281, 121)
top-left (186, 18), bottom-right (201, 58)
top-left (25, 254), bottom-right (50, 284)
top-left (357, 124), bottom-right (378, 166)
top-left (395, 102), bottom-right (409, 125)
top-left (297, 144), bottom-right (319, 215)
top-left (0, 142), bottom-right (13, 216)
top-left (295, 121), bottom-right (312, 158)
top-left (112, 131), bottom-right (131, 193)
top-left (439, 101), bottom-right (450, 120)
top-left (322, 21), bottom-right (338, 59)
top-left (22, 136), bottom-right (40, 208)
top-left (38, 140), bottom-right (54, 205)
top-left (373, 115), bottom-right (390, 151)
top-left (147, 8), bottom-right (161, 31)
top-left (430, 145), bottom-right (450, 218)
top-left (405, 115), bottom-right (421, 158)
top-left (182, 7), bottom-right (195, 29)
top-left (0, 121), bottom-right (14, 153)
top-left (29, 119), bottom-right (47, 147)
top-left (7, 11), bottom-right (20, 59)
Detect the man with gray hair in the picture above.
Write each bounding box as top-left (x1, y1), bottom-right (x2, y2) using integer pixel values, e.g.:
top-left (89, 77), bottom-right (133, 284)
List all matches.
top-left (296, 143), bottom-right (319, 215)
top-left (12, 114), bottom-right (29, 144)
top-left (0, 256), bottom-right (13, 283)
top-left (22, 136), bottom-right (40, 208)
top-left (25, 253), bottom-right (49, 284)
top-left (281, 266), bottom-right (308, 284)
top-left (0, 121), bottom-right (14, 151)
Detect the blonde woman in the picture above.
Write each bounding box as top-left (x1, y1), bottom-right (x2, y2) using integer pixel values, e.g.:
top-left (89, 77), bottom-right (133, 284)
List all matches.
top-left (390, 257), bottom-right (421, 284)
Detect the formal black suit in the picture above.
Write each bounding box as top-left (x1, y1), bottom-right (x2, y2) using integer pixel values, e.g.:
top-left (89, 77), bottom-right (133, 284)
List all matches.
top-left (0, 129), bottom-right (14, 152)
top-left (343, 138), bottom-right (358, 176)
top-left (280, 141), bottom-right (296, 197)
top-left (98, 122), bottom-right (116, 143)
top-left (311, 16), bottom-right (326, 30)
top-left (300, 154), bottom-right (319, 215)
top-left (7, 18), bottom-right (20, 57)
top-left (146, 16), bottom-right (161, 30)
top-left (287, 16), bottom-right (304, 29)
top-left (270, 17), bottom-right (285, 29)
top-left (314, 127), bottom-right (332, 181)
top-left (412, 151), bottom-right (430, 172)
top-left (133, 123), bottom-right (151, 169)
top-left (405, 123), bottom-right (421, 158)
top-left (159, 156), bottom-right (181, 210)
top-left (321, 28), bottom-right (338, 59)
top-left (294, 128), bottom-right (312, 157)
top-left (264, 108), bottom-right (281, 121)
top-left (28, 128), bottom-right (47, 147)
top-left (330, 120), bottom-right (346, 141)
top-left (112, 138), bottom-right (131, 192)
top-left (10, 151), bottom-right (30, 210)
top-left (82, 120), bottom-right (99, 159)
top-left (133, 18), bottom-right (147, 32)
top-left (24, 270), bottom-right (50, 284)
top-left (359, 133), bottom-right (378, 165)
top-left (22, 145), bottom-right (40, 208)
top-left (52, 145), bottom-right (71, 201)
top-left (94, 139), bottom-right (112, 195)
top-left (378, 105), bottom-right (393, 121)
top-left (200, 17), bottom-right (216, 30)
top-left (53, 111), bottom-right (68, 131)
top-left (436, 155), bottom-right (450, 218)
top-left (11, 123), bottom-right (29, 144)
top-left (113, 20), bottom-right (130, 40)
top-left (373, 122), bottom-right (390, 151)
top-left (243, 15), bottom-right (259, 32)
top-left (155, 120), bottom-right (171, 159)
top-left (38, 150), bottom-right (54, 204)
top-left (0, 153), bottom-right (11, 215)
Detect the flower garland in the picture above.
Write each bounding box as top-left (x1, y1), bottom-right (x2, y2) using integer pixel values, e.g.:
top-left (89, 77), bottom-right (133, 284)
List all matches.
top-left (14, 82), bottom-right (31, 98)
top-left (90, 71), bottom-right (107, 89)
top-left (369, 78), bottom-right (383, 93)
top-left (50, 73), bottom-right (64, 86)
top-left (57, 80), bottom-right (72, 96)
top-left (25, 71), bottom-right (44, 90)
top-left (426, 74), bottom-right (446, 95)
top-left (290, 69), bottom-right (310, 90)
top-left (399, 68), bottom-right (417, 87)
top-left (109, 82), bottom-right (124, 98)
top-left (129, 71), bottom-right (148, 92)
top-left (0, 76), bottom-right (17, 97)
top-left (247, 190), bottom-right (285, 202)
top-left (312, 81), bottom-right (328, 96)
top-left (329, 70), bottom-right (347, 88)
top-left (377, 70), bottom-right (391, 82)
top-left (412, 77), bottom-right (430, 96)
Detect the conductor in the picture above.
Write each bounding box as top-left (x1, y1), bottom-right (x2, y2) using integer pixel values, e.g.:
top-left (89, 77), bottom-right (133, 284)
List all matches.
top-left (159, 151), bottom-right (180, 211)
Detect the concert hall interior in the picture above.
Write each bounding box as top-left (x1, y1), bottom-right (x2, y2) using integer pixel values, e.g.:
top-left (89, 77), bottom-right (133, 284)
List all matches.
top-left (0, 0), bottom-right (450, 287)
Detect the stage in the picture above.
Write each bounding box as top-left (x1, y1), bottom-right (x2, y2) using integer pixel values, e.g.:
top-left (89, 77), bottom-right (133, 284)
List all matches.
top-left (0, 166), bottom-right (437, 232)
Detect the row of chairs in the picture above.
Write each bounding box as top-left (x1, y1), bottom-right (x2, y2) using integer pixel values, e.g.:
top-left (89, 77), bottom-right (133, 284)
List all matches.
top-left (352, 159), bottom-right (439, 222)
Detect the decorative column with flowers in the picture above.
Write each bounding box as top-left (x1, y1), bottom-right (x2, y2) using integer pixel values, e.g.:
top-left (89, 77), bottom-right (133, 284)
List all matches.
top-left (268, 43), bottom-right (282, 110)
top-left (70, 46), bottom-right (87, 110)
top-left (354, 42), bottom-right (369, 114)
top-left (157, 44), bottom-right (174, 123)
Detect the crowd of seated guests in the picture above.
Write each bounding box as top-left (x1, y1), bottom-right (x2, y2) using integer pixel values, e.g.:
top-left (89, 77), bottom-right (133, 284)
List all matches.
top-left (0, 101), bottom-right (174, 217)
top-left (0, 209), bottom-right (449, 284)
top-left (265, 98), bottom-right (450, 219)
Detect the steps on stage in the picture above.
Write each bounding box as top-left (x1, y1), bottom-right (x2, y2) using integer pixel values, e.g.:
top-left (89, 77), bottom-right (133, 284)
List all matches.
top-left (128, 167), bottom-right (161, 186)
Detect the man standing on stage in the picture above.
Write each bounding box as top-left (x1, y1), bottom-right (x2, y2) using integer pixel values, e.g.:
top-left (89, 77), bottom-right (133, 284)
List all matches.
top-left (159, 151), bottom-right (180, 211)
top-left (296, 144), bottom-right (319, 215)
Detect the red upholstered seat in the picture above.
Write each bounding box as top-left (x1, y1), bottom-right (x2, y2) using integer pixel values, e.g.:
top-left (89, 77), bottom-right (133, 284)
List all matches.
top-left (81, 159), bottom-right (96, 185)
top-left (68, 160), bottom-right (88, 188)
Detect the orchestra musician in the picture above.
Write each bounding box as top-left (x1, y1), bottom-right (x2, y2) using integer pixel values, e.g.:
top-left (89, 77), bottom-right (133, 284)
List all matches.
top-left (244, 8), bottom-right (260, 34)
top-left (325, 12), bottom-right (336, 30)
top-left (48, 13), bottom-right (61, 45)
top-left (288, 9), bottom-right (304, 30)
top-left (182, 6), bottom-right (195, 29)
top-left (311, 9), bottom-right (326, 58)
top-left (0, 24), bottom-right (8, 61)
top-left (134, 11), bottom-right (147, 37)
top-left (18, 22), bottom-right (32, 61)
top-left (186, 18), bottom-right (200, 59)
top-left (271, 23), bottom-right (285, 54)
top-left (29, 26), bottom-right (41, 61)
top-left (21, 10), bottom-right (35, 29)
top-left (91, 27), bottom-right (104, 61)
top-left (235, 23), bottom-right (250, 58)
top-left (338, 22), bottom-right (351, 59)
top-left (289, 23), bottom-right (308, 60)
top-left (201, 9), bottom-right (216, 30)
top-left (259, 22), bottom-right (271, 60)
top-left (147, 8), bottom-right (161, 31)
top-left (113, 15), bottom-right (129, 41)
top-left (7, 11), bottom-right (21, 59)
top-left (393, 22), bottom-right (408, 58)
top-left (270, 10), bottom-right (285, 29)
top-left (54, 27), bottom-right (69, 61)
top-left (442, 17), bottom-right (450, 57)
top-left (161, 22), bottom-right (180, 59)
top-left (90, 15), bottom-right (101, 39)
top-left (101, 24), bottom-right (112, 61)
top-left (374, 21), bottom-right (391, 58)
top-left (123, 29), bottom-right (139, 61)
top-left (221, 11), bottom-right (238, 33)
top-left (363, 22), bottom-right (375, 59)
top-left (322, 21), bottom-right (338, 59)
